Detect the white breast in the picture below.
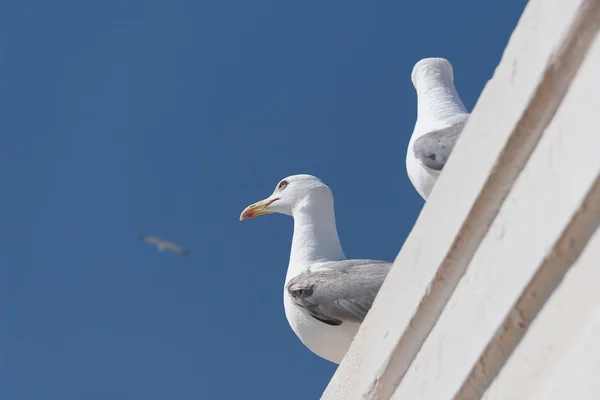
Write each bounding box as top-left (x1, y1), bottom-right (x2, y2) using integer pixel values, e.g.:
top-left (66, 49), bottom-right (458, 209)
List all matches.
top-left (282, 290), bottom-right (359, 364)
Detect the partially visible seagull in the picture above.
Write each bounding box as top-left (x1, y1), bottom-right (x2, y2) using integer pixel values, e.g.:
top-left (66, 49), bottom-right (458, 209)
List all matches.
top-left (139, 235), bottom-right (190, 256)
top-left (240, 174), bottom-right (391, 364)
top-left (406, 57), bottom-right (470, 200)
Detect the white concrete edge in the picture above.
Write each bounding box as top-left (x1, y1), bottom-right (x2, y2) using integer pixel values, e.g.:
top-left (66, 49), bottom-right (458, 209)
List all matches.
top-left (322, 0), bottom-right (600, 398)
top-left (483, 225), bottom-right (600, 399)
top-left (458, 179), bottom-right (600, 397)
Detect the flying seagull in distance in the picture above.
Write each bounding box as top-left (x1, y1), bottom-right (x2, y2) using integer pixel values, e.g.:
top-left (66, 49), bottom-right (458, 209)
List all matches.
top-left (139, 235), bottom-right (190, 256)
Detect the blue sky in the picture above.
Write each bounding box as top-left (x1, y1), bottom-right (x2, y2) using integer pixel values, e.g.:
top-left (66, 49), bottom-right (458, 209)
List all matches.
top-left (2, 1), bottom-right (527, 398)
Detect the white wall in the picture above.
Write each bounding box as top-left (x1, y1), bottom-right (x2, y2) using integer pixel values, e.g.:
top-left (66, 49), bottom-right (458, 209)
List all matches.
top-left (483, 231), bottom-right (600, 400)
top-left (322, 0), bottom-right (600, 398)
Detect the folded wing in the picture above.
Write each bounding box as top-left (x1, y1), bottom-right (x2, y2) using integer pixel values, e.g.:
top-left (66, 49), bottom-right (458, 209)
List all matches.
top-left (413, 114), bottom-right (468, 171)
top-left (286, 260), bottom-right (391, 326)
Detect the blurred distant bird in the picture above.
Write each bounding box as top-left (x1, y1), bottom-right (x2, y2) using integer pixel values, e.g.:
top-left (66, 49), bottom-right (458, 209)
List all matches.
top-left (139, 235), bottom-right (190, 256)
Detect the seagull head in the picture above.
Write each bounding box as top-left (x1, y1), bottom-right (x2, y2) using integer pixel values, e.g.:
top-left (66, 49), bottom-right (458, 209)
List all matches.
top-left (411, 57), bottom-right (455, 89)
top-left (240, 174), bottom-right (333, 220)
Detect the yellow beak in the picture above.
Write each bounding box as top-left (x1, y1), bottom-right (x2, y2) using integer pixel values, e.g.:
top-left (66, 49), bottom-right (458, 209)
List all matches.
top-left (239, 197), bottom-right (279, 221)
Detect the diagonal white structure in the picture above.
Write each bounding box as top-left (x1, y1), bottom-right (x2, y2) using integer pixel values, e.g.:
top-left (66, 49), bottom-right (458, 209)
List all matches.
top-left (323, 0), bottom-right (600, 398)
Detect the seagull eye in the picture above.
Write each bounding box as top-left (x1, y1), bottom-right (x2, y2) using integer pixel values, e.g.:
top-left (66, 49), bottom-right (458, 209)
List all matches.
top-left (278, 180), bottom-right (288, 190)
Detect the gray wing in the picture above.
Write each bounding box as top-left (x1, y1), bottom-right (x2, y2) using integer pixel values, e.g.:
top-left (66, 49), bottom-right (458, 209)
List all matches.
top-left (413, 115), bottom-right (468, 171)
top-left (286, 260), bottom-right (392, 326)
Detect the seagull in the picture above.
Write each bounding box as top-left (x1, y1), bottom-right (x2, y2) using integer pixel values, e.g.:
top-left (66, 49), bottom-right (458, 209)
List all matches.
top-left (139, 235), bottom-right (190, 256)
top-left (406, 57), bottom-right (470, 200)
top-left (240, 174), bottom-right (391, 364)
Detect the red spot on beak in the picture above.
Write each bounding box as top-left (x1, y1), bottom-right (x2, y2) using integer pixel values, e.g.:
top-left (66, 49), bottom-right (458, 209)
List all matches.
top-left (242, 210), bottom-right (254, 220)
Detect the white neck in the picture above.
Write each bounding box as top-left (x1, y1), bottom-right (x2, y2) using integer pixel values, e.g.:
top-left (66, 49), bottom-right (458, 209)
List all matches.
top-left (287, 204), bottom-right (345, 279)
top-left (413, 64), bottom-right (468, 137)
